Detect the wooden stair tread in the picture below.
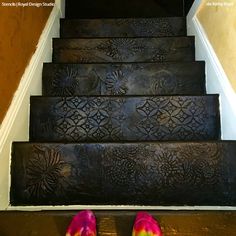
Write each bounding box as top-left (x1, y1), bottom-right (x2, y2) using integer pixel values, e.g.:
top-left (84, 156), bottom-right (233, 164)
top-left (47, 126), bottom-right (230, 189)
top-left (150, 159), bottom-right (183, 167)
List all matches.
top-left (1, 211), bottom-right (236, 235)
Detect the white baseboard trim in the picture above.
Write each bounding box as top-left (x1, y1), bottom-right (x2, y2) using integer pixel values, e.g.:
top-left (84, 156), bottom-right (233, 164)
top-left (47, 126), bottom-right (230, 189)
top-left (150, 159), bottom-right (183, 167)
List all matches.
top-left (0, 1), bottom-right (64, 210)
top-left (187, 12), bottom-right (236, 140)
top-left (187, 0), bottom-right (202, 20)
top-left (56, 0), bottom-right (65, 18)
top-left (7, 205), bottom-right (236, 211)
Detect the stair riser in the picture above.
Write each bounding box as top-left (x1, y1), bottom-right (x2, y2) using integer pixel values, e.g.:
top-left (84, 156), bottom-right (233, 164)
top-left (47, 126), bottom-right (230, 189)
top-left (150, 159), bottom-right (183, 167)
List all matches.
top-left (11, 142), bottom-right (236, 206)
top-left (42, 62), bottom-right (206, 96)
top-left (60, 18), bottom-right (186, 38)
top-left (30, 96), bottom-right (220, 142)
top-left (53, 37), bottom-right (195, 63)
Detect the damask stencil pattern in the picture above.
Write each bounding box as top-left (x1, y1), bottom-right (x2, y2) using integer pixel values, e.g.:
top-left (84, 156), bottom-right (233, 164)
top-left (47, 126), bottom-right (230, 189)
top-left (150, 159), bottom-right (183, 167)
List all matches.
top-left (53, 97), bottom-right (125, 141)
top-left (136, 97), bottom-right (210, 140)
top-left (11, 142), bottom-right (236, 205)
top-left (30, 96), bottom-right (220, 142)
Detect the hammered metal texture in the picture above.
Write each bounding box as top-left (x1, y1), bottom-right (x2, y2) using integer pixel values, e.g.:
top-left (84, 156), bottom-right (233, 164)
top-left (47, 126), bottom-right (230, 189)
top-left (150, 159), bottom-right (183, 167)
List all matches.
top-left (60, 18), bottom-right (186, 38)
top-left (53, 37), bottom-right (195, 63)
top-left (29, 96), bottom-right (220, 142)
top-left (11, 142), bottom-right (236, 206)
top-left (42, 62), bottom-right (206, 96)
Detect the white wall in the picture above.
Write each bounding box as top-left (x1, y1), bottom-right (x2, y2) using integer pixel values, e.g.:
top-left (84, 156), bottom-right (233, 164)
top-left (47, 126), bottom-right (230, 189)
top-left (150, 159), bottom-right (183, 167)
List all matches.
top-left (0, 0), bottom-right (65, 210)
top-left (187, 0), bottom-right (236, 140)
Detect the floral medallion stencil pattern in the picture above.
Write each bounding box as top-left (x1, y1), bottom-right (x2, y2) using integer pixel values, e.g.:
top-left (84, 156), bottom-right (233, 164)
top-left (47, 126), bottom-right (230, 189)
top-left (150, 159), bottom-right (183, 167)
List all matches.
top-left (105, 70), bottom-right (128, 95)
top-left (151, 48), bottom-right (169, 62)
top-left (61, 17), bottom-right (186, 38)
top-left (11, 142), bottom-right (236, 205)
top-left (52, 66), bottom-right (80, 96)
top-left (25, 145), bottom-right (72, 199)
top-left (99, 143), bottom-right (225, 203)
top-left (53, 37), bottom-right (194, 63)
top-left (50, 66), bottom-right (100, 96)
top-left (130, 18), bottom-right (174, 36)
top-left (96, 38), bottom-right (144, 60)
top-left (43, 63), bottom-right (206, 97)
top-left (151, 70), bottom-right (177, 94)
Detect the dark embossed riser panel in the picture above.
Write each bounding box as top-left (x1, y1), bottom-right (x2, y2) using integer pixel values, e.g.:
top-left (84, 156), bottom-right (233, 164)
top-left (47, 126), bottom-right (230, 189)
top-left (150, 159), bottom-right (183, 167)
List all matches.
top-left (10, 142), bottom-right (236, 206)
top-left (29, 96), bottom-right (220, 142)
top-left (42, 62), bottom-right (206, 96)
top-left (60, 17), bottom-right (186, 38)
top-left (53, 37), bottom-right (195, 63)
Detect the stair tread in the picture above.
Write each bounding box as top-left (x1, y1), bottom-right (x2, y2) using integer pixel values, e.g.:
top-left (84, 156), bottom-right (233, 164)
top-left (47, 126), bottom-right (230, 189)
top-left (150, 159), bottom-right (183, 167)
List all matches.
top-left (60, 17), bottom-right (186, 38)
top-left (29, 95), bottom-right (220, 142)
top-left (53, 37), bottom-right (195, 63)
top-left (1, 211), bottom-right (236, 236)
top-left (42, 62), bottom-right (206, 96)
top-left (11, 141), bottom-right (236, 206)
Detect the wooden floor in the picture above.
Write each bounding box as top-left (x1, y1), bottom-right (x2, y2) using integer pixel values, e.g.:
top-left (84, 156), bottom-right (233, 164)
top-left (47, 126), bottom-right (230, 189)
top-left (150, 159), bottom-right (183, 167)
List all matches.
top-left (0, 211), bottom-right (236, 235)
top-left (65, 0), bottom-right (184, 18)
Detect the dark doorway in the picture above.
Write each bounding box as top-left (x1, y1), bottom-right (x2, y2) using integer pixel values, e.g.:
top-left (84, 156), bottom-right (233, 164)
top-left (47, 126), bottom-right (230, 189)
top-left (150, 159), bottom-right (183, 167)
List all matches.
top-left (184, 0), bottom-right (195, 15)
top-left (65, 0), bottom-right (185, 18)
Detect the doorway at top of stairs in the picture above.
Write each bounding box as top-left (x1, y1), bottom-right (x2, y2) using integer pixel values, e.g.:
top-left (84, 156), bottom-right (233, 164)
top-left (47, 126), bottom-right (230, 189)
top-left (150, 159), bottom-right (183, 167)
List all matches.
top-left (65, 0), bottom-right (185, 18)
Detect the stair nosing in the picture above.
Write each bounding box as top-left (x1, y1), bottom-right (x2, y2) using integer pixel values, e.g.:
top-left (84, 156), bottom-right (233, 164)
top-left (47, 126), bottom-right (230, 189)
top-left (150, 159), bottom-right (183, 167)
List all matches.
top-left (53, 36), bottom-right (195, 41)
top-left (60, 16), bottom-right (187, 21)
top-left (13, 140), bottom-right (236, 145)
top-left (42, 61), bottom-right (205, 66)
top-left (30, 94), bottom-right (219, 99)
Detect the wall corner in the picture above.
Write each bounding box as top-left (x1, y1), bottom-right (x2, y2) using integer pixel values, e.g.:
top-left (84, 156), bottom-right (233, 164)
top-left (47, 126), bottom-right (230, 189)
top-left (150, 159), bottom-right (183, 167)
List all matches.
top-left (56, 0), bottom-right (65, 18)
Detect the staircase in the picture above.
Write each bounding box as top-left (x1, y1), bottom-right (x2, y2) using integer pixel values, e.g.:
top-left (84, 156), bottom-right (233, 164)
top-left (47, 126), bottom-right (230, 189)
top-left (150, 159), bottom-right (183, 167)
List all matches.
top-left (6, 0), bottom-right (236, 235)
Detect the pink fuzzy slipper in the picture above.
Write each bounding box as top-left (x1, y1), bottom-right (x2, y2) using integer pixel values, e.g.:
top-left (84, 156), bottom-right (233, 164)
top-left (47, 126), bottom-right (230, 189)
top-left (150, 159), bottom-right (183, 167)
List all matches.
top-left (132, 212), bottom-right (163, 236)
top-left (66, 210), bottom-right (97, 236)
